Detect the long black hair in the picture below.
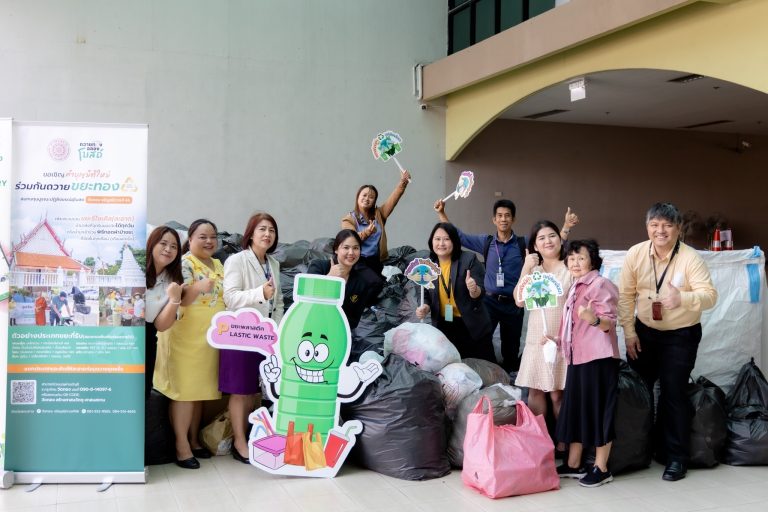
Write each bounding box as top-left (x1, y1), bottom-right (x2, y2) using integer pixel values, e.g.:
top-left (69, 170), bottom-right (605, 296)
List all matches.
top-left (527, 220), bottom-right (565, 261)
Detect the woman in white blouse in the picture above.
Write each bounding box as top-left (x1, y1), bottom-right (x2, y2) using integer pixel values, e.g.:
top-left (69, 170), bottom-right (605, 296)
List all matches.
top-left (221, 212), bottom-right (284, 463)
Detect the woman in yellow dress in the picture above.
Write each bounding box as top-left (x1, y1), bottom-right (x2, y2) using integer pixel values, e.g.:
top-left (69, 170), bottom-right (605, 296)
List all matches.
top-left (154, 219), bottom-right (223, 469)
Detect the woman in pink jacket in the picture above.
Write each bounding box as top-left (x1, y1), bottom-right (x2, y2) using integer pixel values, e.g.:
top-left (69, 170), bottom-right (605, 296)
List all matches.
top-left (553, 239), bottom-right (620, 488)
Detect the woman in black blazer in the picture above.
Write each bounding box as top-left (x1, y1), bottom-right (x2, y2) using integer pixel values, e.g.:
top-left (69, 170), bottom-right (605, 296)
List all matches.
top-left (415, 222), bottom-right (495, 362)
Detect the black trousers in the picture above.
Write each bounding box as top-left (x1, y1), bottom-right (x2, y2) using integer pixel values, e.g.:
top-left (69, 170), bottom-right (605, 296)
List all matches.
top-left (437, 316), bottom-right (496, 363)
top-left (483, 295), bottom-right (524, 371)
top-left (145, 322), bottom-right (158, 400)
top-left (629, 319), bottom-right (702, 464)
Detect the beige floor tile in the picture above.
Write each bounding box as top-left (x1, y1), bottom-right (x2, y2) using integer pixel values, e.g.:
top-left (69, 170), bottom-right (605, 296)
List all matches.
top-left (345, 487), bottom-right (412, 509)
top-left (56, 484), bottom-right (117, 504)
top-left (0, 484), bottom-right (58, 509)
top-left (115, 492), bottom-right (180, 512)
top-left (414, 497), bottom-right (486, 512)
top-left (172, 486), bottom-right (238, 512)
top-left (56, 498), bottom-right (119, 512)
top-left (396, 480), bottom-right (463, 502)
top-left (290, 491), bottom-right (360, 512)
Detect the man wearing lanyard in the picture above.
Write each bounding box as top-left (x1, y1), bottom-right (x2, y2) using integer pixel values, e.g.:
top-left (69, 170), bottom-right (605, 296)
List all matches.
top-left (433, 198), bottom-right (565, 372)
top-left (619, 202), bottom-right (717, 482)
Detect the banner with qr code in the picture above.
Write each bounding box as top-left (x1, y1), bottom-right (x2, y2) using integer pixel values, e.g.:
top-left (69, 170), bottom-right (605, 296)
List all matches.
top-left (1, 118), bottom-right (12, 474)
top-left (4, 122), bottom-right (147, 480)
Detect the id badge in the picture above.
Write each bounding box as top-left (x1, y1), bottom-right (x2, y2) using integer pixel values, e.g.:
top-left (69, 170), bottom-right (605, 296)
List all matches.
top-left (652, 301), bottom-right (663, 321)
top-left (444, 304), bottom-right (454, 322)
top-left (496, 272), bottom-right (504, 287)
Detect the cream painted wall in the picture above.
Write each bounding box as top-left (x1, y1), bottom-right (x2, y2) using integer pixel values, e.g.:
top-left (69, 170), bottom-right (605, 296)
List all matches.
top-left (443, 0), bottom-right (768, 159)
top-left (0, 0), bottom-right (447, 247)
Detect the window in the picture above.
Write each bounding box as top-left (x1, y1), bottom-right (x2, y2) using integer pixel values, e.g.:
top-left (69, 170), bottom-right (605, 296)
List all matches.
top-left (448, 0), bottom-right (556, 55)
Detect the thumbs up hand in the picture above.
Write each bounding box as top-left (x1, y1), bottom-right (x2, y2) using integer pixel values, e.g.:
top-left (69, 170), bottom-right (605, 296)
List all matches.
top-left (661, 282), bottom-right (682, 310)
top-left (578, 299), bottom-right (598, 325)
top-left (522, 248), bottom-right (540, 274)
top-left (465, 270), bottom-right (481, 299)
top-left (564, 207), bottom-right (579, 229)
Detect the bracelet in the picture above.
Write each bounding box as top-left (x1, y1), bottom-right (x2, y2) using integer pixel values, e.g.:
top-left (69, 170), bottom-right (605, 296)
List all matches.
top-left (590, 316), bottom-right (600, 327)
top-left (562, 229), bottom-right (570, 234)
top-left (169, 300), bottom-right (181, 305)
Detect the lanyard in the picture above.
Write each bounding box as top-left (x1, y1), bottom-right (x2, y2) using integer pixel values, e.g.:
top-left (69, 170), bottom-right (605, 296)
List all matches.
top-left (650, 240), bottom-right (680, 296)
top-left (494, 235), bottom-right (513, 267)
top-left (262, 260), bottom-right (271, 281)
top-left (440, 269), bottom-right (452, 299)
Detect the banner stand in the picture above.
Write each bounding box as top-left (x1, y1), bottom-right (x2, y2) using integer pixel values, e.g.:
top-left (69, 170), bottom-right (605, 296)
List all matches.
top-left (12, 470), bottom-right (146, 487)
top-left (4, 121), bottom-right (147, 486)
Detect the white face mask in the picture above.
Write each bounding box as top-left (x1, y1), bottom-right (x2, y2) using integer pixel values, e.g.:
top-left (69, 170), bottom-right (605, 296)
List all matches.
top-left (542, 340), bottom-right (558, 364)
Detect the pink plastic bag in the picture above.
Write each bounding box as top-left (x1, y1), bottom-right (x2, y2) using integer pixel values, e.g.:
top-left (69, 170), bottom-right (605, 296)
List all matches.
top-left (462, 397), bottom-right (559, 498)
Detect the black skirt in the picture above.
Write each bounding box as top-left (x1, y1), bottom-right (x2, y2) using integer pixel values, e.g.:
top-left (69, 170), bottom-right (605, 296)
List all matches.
top-left (556, 357), bottom-right (619, 447)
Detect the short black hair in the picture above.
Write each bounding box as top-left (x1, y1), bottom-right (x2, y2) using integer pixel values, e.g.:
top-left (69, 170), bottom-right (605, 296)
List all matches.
top-left (565, 239), bottom-right (603, 271)
top-left (428, 222), bottom-right (463, 262)
top-left (646, 202), bottom-right (682, 226)
top-left (493, 199), bottom-right (516, 218)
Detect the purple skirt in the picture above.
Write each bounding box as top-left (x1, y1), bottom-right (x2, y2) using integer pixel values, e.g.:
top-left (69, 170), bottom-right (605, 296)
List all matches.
top-left (218, 349), bottom-right (265, 395)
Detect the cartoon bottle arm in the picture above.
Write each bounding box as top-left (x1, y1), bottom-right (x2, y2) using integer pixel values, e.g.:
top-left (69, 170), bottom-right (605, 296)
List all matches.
top-left (336, 361), bottom-right (383, 401)
top-left (262, 354), bottom-right (281, 399)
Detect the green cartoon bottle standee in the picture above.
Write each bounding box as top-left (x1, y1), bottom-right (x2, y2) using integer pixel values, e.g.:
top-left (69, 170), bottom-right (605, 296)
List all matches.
top-left (261, 274), bottom-right (382, 442)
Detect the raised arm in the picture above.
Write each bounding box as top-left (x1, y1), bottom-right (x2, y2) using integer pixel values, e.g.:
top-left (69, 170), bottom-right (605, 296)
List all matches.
top-left (378, 169), bottom-right (411, 221)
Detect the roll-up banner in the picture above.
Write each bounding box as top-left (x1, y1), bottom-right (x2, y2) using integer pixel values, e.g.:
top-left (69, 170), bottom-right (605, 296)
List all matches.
top-left (0, 119), bottom-right (12, 486)
top-left (5, 122), bottom-right (147, 485)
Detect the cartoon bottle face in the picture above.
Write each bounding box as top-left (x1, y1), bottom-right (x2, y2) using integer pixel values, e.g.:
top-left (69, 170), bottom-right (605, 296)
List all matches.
top-left (275, 275), bottom-right (350, 439)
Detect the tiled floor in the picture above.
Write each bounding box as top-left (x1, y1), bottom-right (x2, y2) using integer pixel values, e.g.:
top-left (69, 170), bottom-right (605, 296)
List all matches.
top-left (1, 458), bottom-right (766, 512)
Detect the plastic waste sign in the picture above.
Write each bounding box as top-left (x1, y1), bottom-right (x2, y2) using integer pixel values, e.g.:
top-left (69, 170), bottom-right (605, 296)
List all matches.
top-left (208, 274), bottom-right (383, 477)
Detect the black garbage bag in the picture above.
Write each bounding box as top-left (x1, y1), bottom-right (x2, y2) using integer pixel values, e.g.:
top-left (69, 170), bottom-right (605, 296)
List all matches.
top-left (724, 358), bottom-right (768, 465)
top-left (145, 389), bottom-right (176, 465)
top-left (448, 384), bottom-right (518, 468)
top-left (381, 245), bottom-right (418, 272)
top-left (342, 354), bottom-right (451, 480)
top-left (273, 240), bottom-right (328, 269)
top-left (462, 358), bottom-right (510, 387)
top-left (351, 308), bottom-right (394, 361)
top-left (586, 361), bottom-right (652, 474)
top-left (724, 406), bottom-right (768, 465)
top-left (309, 237), bottom-right (333, 254)
top-left (214, 232), bottom-right (243, 263)
top-left (688, 376), bottom-right (727, 468)
top-left (726, 358), bottom-right (768, 411)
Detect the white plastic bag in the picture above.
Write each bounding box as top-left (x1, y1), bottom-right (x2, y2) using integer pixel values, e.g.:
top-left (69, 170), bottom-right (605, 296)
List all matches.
top-left (542, 340), bottom-right (558, 364)
top-left (437, 363), bottom-right (483, 418)
top-left (383, 322), bottom-right (461, 373)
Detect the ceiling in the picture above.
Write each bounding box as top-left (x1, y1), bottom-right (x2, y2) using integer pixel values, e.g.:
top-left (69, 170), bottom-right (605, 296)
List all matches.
top-left (499, 69), bottom-right (768, 136)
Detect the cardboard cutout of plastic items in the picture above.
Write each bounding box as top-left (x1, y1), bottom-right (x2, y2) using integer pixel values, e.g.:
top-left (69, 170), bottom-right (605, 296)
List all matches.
top-left (208, 274), bottom-right (382, 477)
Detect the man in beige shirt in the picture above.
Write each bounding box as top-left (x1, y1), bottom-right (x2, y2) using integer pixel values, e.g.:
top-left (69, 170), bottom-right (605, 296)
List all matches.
top-left (619, 203), bottom-right (717, 482)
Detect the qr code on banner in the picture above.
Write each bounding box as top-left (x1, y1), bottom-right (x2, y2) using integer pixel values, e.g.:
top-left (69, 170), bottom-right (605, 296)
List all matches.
top-left (10, 380), bottom-right (37, 405)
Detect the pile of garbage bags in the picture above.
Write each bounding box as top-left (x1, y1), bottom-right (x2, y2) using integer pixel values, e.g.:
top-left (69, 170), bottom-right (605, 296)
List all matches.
top-left (153, 229), bottom-right (768, 476)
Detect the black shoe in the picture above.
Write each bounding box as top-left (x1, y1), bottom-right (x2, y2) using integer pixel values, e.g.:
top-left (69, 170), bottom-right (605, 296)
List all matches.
top-left (192, 447), bottom-right (212, 459)
top-left (662, 461), bottom-right (687, 481)
top-left (175, 457), bottom-right (200, 470)
top-left (579, 466), bottom-right (613, 488)
top-left (232, 449), bottom-right (250, 464)
top-left (556, 463), bottom-right (587, 479)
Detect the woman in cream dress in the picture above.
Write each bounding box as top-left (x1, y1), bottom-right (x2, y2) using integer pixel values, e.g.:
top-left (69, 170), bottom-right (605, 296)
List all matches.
top-left (514, 219), bottom-right (575, 420)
